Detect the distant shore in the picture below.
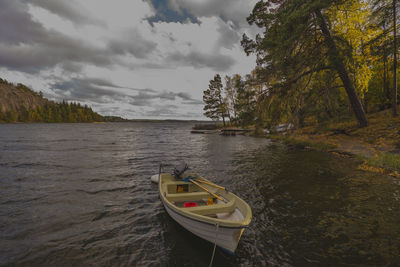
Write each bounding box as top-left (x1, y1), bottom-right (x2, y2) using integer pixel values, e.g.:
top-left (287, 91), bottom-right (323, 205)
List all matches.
top-left (194, 108), bottom-right (400, 176)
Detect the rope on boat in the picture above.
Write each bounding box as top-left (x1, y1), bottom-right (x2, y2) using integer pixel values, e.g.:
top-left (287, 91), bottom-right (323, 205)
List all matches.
top-left (209, 223), bottom-right (219, 267)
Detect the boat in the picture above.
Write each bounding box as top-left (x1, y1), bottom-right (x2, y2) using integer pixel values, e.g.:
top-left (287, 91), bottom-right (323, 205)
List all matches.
top-left (154, 164), bottom-right (252, 254)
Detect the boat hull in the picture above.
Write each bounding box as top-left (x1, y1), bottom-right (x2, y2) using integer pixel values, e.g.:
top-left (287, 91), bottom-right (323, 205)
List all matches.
top-left (161, 196), bottom-right (245, 253)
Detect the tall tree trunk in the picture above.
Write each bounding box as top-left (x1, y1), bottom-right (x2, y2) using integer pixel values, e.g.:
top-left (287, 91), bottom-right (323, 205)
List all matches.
top-left (220, 104), bottom-right (226, 127)
top-left (393, 0), bottom-right (398, 116)
top-left (384, 49), bottom-right (389, 107)
top-left (217, 92), bottom-right (226, 127)
top-left (225, 104), bottom-right (231, 123)
top-left (383, 23), bottom-right (390, 107)
top-left (315, 10), bottom-right (368, 127)
top-left (232, 98), bottom-right (237, 119)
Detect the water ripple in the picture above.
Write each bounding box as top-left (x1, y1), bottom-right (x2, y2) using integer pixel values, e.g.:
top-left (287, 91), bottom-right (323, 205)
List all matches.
top-left (0, 122), bottom-right (399, 266)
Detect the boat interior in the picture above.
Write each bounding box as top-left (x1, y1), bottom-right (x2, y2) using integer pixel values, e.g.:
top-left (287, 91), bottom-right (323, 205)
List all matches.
top-left (161, 174), bottom-right (248, 222)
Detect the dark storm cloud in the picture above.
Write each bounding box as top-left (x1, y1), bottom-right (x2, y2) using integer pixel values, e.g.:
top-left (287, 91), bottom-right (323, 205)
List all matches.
top-left (72, 77), bottom-right (157, 92)
top-left (167, 51), bottom-right (235, 71)
top-left (50, 77), bottom-right (201, 106)
top-left (50, 77), bottom-right (157, 103)
top-left (0, 0), bottom-right (109, 73)
top-left (50, 78), bottom-right (122, 103)
top-left (174, 92), bottom-right (202, 104)
top-left (0, 0), bottom-right (158, 74)
top-left (0, 39), bottom-right (112, 74)
top-left (127, 90), bottom-right (201, 105)
top-left (23, 0), bottom-right (103, 26)
top-left (0, 0), bottom-right (45, 45)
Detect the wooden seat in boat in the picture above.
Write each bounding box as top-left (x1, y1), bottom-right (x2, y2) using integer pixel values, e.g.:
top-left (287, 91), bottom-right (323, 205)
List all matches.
top-left (183, 199), bottom-right (236, 215)
top-left (166, 192), bottom-right (211, 202)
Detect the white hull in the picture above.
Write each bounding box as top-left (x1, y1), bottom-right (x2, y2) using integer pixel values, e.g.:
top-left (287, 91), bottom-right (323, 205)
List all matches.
top-left (157, 172), bottom-right (251, 254)
top-left (162, 197), bottom-right (245, 253)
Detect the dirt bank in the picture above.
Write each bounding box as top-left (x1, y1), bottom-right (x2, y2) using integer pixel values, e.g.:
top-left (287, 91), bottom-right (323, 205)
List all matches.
top-left (270, 108), bottom-right (400, 177)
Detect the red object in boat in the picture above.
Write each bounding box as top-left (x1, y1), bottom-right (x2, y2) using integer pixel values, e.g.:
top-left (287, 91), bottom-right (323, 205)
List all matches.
top-left (184, 202), bottom-right (197, 208)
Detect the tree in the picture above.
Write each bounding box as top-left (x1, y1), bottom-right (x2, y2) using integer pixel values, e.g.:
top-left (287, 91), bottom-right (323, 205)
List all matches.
top-left (242, 0), bottom-right (369, 127)
top-left (371, 0), bottom-right (399, 116)
top-left (233, 74), bottom-right (258, 127)
top-left (224, 75), bottom-right (237, 121)
top-left (203, 74), bottom-right (227, 126)
top-left (393, 0), bottom-right (398, 116)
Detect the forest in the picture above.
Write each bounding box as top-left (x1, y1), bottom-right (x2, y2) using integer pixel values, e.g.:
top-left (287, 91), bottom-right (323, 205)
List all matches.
top-left (0, 101), bottom-right (104, 123)
top-left (0, 78), bottom-right (105, 123)
top-left (203, 0), bottom-right (400, 130)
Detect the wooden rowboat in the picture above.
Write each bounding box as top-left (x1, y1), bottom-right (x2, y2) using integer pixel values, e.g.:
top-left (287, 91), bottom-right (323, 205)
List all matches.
top-left (158, 172), bottom-right (252, 254)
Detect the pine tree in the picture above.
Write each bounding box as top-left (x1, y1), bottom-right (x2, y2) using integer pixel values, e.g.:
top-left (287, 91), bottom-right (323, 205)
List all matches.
top-left (242, 0), bottom-right (369, 127)
top-left (233, 74), bottom-right (259, 126)
top-left (203, 74), bottom-right (227, 125)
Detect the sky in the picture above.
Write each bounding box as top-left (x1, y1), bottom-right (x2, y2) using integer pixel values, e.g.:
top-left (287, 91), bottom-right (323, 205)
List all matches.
top-left (0, 0), bottom-right (259, 120)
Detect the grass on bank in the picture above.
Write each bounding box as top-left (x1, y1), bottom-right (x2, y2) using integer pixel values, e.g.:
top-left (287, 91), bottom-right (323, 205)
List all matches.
top-left (366, 153), bottom-right (400, 172)
top-left (267, 106), bottom-right (400, 174)
top-left (269, 134), bottom-right (337, 151)
top-left (297, 107), bottom-right (400, 149)
top-left (271, 133), bottom-right (400, 175)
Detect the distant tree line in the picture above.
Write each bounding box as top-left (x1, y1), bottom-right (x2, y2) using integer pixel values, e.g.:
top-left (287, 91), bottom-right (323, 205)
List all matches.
top-left (203, 0), bottom-right (400, 129)
top-left (0, 101), bottom-right (104, 123)
top-left (0, 78), bottom-right (106, 123)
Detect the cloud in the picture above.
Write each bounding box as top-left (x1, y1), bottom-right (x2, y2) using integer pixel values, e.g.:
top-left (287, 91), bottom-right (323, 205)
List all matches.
top-left (128, 90), bottom-right (202, 104)
top-left (0, 0), bottom-right (243, 75)
top-left (0, 0), bottom-right (159, 74)
top-left (0, 0), bottom-right (45, 45)
top-left (0, 0), bottom-right (257, 120)
top-left (107, 29), bottom-right (157, 59)
top-left (0, 39), bottom-right (114, 74)
top-left (49, 76), bottom-right (202, 106)
top-left (166, 50), bottom-right (235, 71)
top-left (145, 104), bottom-right (181, 117)
top-left (217, 20), bottom-right (240, 50)
top-left (0, 0), bottom-right (111, 73)
top-left (50, 77), bottom-right (150, 102)
top-left (158, 0), bottom-right (257, 27)
top-left (50, 78), bottom-right (121, 103)
top-left (146, 0), bottom-right (198, 24)
top-left (176, 92), bottom-right (192, 100)
top-left (24, 0), bottom-right (103, 26)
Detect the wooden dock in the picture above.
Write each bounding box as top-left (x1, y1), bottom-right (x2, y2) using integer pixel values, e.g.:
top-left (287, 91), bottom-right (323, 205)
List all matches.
top-left (220, 128), bottom-right (251, 136)
top-left (190, 130), bottom-right (218, 134)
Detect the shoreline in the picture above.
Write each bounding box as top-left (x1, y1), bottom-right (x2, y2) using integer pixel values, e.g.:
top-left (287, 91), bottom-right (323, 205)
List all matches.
top-left (266, 130), bottom-right (400, 178)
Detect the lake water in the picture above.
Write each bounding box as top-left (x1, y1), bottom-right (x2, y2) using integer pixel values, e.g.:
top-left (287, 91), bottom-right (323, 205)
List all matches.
top-left (0, 122), bottom-right (399, 266)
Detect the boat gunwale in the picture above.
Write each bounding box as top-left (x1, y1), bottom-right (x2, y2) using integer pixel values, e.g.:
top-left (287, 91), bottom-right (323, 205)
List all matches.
top-left (161, 195), bottom-right (248, 230)
top-left (159, 173), bottom-right (252, 228)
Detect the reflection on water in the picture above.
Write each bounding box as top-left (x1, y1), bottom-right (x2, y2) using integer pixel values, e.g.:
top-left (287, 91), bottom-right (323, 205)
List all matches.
top-left (0, 122), bottom-right (399, 266)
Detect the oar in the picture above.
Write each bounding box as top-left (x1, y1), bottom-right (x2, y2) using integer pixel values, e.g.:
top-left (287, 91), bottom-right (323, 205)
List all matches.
top-left (188, 179), bottom-right (223, 201)
top-left (195, 179), bottom-right (226, 190)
